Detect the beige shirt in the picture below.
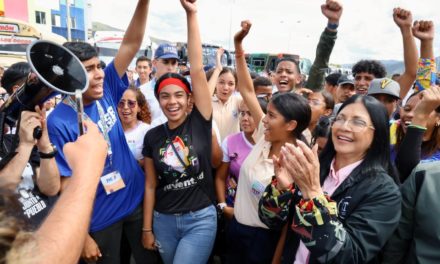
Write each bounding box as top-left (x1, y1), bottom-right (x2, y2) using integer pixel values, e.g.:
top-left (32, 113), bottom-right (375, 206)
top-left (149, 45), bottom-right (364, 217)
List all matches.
top-left (212, 93), bottom-right (242, 142)
top-left (234, 118), bottom-right (274, 229)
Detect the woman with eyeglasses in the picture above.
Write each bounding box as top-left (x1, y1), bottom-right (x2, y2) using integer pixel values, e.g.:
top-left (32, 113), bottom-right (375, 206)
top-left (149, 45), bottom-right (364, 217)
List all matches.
top-left (117, 85), bottom-right (151, 167)
top-left (259, 94), bottom-right (401, 263)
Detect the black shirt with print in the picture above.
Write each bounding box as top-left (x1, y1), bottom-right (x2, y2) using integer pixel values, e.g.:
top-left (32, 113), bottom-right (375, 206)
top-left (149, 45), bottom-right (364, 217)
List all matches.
top-left (143, 107), bottom-right (214, 214)
top-left (1, 134), bottom-right (57, 230)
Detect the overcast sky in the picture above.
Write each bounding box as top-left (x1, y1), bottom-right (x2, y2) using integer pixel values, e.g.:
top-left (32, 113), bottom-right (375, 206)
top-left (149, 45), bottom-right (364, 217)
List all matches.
top-left (91, 0), bottom-right (440, 64)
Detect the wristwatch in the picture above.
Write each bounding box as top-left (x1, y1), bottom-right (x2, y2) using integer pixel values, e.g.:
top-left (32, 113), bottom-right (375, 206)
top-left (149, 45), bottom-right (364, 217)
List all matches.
top-left (39, 144), bottom-right (58, 159)
top-left (217, 202), bottom-right (227, 212)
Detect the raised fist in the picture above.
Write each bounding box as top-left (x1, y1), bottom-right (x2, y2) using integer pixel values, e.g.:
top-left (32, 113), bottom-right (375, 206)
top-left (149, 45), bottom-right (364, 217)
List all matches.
top-left (393, 7), bottom-right (413, 29)
top-left (321, 0), bottom-right (343, 23)
top-left (180, 0), bottom-right (197, 13)
top-left (412, 20), bottom-right (435, 41)
top-left (234, 20), bottom-right (252, 44)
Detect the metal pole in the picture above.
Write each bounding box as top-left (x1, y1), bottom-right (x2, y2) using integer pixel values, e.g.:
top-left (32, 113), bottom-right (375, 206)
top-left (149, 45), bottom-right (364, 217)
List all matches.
top-left (66, 0), bottom-right (71, 41)
top-left (228, 0), bottom-right (235, 51)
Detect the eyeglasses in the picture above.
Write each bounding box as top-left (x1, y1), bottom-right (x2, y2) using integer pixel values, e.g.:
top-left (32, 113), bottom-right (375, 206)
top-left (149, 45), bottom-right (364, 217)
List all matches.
top-left (332, 116), bottom-right (375, 132)
top-left (118, 99), bottom-right (137, 109)
top-left (0, 93), bottom-right (8, 101)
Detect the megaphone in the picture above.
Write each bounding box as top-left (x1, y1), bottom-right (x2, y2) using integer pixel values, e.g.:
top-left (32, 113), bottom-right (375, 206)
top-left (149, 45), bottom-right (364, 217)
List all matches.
top-left (0, 40), bottom-right (89, 137)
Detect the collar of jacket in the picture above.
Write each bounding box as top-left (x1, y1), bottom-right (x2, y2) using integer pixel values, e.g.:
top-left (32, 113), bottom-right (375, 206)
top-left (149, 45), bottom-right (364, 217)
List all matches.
top-left (319, 163), bottom-right (386, 198)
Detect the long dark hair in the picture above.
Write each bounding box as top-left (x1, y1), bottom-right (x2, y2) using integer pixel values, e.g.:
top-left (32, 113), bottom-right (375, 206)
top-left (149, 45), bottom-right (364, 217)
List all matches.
top-left (270, 93), bottom-right (311, 139)
top-left (320, 95), bottom-right (398, 183)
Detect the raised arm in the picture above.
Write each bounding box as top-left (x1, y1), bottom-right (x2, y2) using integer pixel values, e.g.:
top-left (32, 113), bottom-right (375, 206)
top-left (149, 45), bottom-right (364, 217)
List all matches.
top-left (306, 0), bottom-right (342, 91)
top-left (181, 0), bottom-right (212, 120)
top-left (234, 21), bottom-right (264, 125)
top-left (413, 20), bottom-right (436, 91)
top-left (393, 8), bottom-right (418, 98)
top-left (114, 0), bottom-right (150, 77)
top-left (208, 48), bottom-right (224, 96)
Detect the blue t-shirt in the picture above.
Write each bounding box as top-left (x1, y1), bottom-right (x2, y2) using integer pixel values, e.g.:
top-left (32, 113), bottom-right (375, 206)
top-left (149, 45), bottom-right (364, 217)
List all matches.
top-left (47, 62), bottom-right (145, 232)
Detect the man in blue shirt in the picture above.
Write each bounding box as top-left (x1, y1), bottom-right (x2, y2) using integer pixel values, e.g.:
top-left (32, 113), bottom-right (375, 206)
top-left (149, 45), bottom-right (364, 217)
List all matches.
top-left (47, 1), bottom-right (160, 263)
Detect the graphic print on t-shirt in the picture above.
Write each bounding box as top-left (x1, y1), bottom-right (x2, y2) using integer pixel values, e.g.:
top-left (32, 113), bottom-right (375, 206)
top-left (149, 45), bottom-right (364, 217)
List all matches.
top-left (159, 135), bottom-right (200, 184)
top-left (162, 136), bottom-right (190, 173)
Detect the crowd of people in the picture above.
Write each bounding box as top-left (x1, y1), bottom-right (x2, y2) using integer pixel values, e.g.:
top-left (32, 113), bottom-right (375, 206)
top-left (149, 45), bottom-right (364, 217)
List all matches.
top-left (0, 0), bottom-right (440, 263)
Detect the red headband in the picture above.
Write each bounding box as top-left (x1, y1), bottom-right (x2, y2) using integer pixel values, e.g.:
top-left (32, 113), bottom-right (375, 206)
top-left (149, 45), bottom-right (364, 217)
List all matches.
top-left (156, 77), bottom-right (191, 97)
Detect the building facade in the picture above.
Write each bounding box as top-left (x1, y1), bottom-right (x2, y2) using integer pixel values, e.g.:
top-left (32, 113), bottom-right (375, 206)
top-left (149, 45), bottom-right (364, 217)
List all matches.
top-left (0, 0), bottom-right (88, 41)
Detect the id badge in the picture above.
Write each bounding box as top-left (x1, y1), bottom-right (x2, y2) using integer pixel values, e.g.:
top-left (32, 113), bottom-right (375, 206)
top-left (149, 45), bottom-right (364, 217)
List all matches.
top-left (100, 171), bottom-right (126, 195)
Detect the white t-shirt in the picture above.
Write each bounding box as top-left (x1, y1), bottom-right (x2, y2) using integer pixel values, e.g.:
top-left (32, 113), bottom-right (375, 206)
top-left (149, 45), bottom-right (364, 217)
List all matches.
top-left (124, 121), bottom-right (151, 160)
top-left (139, 79), bottom-right (168, 128)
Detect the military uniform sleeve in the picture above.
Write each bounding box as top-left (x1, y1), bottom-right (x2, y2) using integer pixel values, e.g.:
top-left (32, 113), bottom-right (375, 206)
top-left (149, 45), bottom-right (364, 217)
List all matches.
top-left (305, 28), bottom-right (338, 91)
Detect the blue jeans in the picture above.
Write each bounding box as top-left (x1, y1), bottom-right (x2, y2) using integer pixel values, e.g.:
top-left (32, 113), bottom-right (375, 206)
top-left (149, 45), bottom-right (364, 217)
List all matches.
top-left (153, 205), bottom-right (217, 264)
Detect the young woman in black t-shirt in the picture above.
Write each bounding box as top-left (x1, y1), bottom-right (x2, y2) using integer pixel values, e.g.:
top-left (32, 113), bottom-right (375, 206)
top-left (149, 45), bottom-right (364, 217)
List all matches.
top-left (141, 1), bottom-right (217, 264)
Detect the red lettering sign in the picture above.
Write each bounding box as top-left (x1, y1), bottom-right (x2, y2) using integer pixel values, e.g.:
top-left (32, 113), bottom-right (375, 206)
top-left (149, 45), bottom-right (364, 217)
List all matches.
top-left (0, 23), bottom-right (19, 33)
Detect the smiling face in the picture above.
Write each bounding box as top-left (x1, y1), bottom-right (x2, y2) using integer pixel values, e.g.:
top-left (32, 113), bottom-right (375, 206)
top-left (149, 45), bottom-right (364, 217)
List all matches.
top-left (117, 89), bottom-right (139, 129)
top-left (136, 60), bottom-right (152, 83)
top-left (262, 102), bottom-right (296, 143)
top-left (354, 72), bottom-right (375, 95)
top-left (399, 95), bottom-right (421, 133)
top-left (158, 84), bottom-right (189, 126)
top-left (332, 102), bottom-right (375, 161)
top-left (274, 61), bottom-right (300, 93)
top-left (215, 71), bottom-right (236, 103)
top-left (82, 56), bottom-right (105, 105)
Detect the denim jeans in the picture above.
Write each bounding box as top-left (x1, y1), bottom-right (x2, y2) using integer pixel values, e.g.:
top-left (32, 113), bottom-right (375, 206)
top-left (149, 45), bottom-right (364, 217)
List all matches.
top-left (153, 205), bottom-right (217, 264)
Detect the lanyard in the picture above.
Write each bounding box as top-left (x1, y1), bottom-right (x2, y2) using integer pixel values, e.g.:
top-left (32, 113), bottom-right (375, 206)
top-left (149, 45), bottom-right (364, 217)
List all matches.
top-left (65, 96), bottom-right (114, 165)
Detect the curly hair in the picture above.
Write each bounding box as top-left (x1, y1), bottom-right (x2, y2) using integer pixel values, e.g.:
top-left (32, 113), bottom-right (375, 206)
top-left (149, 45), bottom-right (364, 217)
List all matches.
top-left (352, 60), bottom-right (387, 78)
top-left (126, 85), bottom-right (152, 124)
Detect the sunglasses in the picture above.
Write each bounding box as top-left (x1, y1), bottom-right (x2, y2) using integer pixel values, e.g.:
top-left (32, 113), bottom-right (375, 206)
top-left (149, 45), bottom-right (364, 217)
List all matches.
top-left (0, 93), bottom-right (8, 101)
top-left (118, 99), bottom-right (137, 109)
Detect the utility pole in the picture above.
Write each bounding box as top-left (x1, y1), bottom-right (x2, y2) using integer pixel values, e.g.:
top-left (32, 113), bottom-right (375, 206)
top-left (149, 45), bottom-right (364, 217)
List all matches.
top-left (228, 0), bottom-right (235, 51)
top-left (66, 0), bottom-right (71, 41)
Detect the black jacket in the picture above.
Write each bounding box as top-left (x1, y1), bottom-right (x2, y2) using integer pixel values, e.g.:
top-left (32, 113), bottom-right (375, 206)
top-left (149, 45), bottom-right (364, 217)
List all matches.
top-left (259, 165), bottom-right (401, 264)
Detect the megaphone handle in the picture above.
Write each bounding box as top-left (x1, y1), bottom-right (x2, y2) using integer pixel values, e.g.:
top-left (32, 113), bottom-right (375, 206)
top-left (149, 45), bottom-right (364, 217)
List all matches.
top-left (75, 89), bottom-right (85, 136)
top-left (33, 126), bottom-right (42, 139)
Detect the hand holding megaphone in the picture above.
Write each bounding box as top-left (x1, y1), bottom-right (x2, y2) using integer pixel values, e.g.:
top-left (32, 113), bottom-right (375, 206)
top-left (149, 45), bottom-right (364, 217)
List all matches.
top-left (18, 111), bottom-right (42, 146)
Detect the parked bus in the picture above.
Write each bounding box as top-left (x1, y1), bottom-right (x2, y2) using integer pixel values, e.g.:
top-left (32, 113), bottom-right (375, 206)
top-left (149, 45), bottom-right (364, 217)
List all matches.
top-left (0, 17), bottom-right (66, 68)
top-left (91, 31), bottom-right (150, 69)
top-left (245, 53), bottom-right (300, 74)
